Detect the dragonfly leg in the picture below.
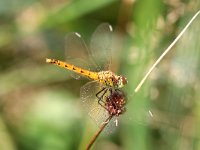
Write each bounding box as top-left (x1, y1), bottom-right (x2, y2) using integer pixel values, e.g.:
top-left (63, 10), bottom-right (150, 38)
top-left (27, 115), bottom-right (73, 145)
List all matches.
top-left (96, 87), bottom-right (106, 99)
top-left (96, 87), bottom-right (108, 110)
top-left (115, 88), bottom-right (121, 93)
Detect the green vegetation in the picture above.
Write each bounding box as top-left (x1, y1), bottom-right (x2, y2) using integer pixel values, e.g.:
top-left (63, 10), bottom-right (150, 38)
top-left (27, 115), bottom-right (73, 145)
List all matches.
top-left (0, 0), bottom-right (200, 150)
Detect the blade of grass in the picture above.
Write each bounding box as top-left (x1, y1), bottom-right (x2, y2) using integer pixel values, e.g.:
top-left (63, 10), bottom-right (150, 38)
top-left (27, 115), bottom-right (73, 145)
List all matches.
top-left (134, 10), bottom-right (200, 93)
top-left (41, 0), bottom-right (116, 29)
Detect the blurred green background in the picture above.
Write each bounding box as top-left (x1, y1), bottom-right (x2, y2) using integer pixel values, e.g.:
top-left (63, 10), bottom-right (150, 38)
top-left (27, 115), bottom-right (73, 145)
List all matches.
top-left (0, 0), bottom-right (200, 150)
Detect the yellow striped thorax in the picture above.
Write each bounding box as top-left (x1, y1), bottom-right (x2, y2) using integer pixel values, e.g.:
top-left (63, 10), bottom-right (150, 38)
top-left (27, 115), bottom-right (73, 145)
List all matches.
top-left (97, 71), bottom-right (127, 88)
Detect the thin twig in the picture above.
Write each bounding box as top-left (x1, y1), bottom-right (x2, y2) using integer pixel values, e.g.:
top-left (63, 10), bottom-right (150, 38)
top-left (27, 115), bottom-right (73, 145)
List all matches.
top-left (134, 10), bottom-right (200, 93)
top-left (86, 115), bottom-right (113, 150)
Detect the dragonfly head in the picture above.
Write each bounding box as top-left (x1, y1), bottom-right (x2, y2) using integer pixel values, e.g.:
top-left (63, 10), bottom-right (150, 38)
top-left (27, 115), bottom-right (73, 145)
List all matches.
top-left (117, 75), bottom-right (127, 88)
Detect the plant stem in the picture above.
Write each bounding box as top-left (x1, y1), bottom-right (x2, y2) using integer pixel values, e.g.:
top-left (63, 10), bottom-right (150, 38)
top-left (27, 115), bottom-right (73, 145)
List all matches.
top-left (134, 10), bottom-right (200, 93)
top-left (86, 115), bottom-right (113, 150)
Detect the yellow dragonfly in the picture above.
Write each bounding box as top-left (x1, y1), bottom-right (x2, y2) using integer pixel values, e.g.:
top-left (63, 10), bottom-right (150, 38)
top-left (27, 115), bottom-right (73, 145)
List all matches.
top-left (46, 23), bottom-right (127, 127)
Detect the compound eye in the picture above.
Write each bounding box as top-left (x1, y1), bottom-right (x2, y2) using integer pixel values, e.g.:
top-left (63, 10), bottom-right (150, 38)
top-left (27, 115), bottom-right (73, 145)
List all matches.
top-left (121, 76), bottom-right (127, 85)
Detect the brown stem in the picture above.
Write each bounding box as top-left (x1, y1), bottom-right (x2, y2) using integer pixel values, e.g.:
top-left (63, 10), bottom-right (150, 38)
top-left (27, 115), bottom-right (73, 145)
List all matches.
top-left (86, 115), bottom-right (113, 150)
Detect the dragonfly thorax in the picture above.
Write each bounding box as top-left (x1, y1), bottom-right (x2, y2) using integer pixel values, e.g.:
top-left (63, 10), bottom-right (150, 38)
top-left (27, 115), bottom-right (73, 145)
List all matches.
top-left (97, 71), bottom-right (127, 88)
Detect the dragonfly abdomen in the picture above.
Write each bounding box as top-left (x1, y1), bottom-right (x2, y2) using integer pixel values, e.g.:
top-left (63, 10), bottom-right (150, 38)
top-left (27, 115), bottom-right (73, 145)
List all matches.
top-left (46, 58), bottom-right (98, 80)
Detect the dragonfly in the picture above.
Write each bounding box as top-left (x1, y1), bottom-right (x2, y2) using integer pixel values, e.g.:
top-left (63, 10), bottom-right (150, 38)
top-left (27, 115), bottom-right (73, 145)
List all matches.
top-left (46, 23), bottom-right (127, 127)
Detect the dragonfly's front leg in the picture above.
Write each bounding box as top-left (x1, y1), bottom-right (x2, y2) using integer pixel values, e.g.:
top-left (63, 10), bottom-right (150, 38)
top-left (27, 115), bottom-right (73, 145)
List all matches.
top-left (96, 87), bottom-right (108, 110)
top-left (96, 87), bottom-right (106, 99)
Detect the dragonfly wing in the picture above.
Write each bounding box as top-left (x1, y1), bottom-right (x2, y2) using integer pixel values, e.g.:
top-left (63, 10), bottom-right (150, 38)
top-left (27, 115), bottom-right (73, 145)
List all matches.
top-left (101, 116), bottom-right (120, 134)
top-left (89, 23), bottom-right (113, 71)
top-left (65, 32), bottom-right (95, 79)
top-left (80, 81), bottom-right (110, 128)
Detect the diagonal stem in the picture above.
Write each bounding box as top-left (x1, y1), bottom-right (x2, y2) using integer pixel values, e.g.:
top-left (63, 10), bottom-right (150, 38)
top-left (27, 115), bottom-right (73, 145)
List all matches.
top-left (86, 115), bottom-right (113, 150)
top-left (134, 10), bottom-right (200, 93)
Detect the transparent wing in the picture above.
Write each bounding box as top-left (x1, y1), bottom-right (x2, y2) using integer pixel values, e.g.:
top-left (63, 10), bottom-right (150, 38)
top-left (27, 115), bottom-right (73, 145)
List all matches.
top-left (101, 116), bottom-right (121, 134)
top-left (80, 81), bottom-right (122, 133)
top-left (89, 23), bottom-right (113, 71)
top-left (80, 81), bottom-right (110, 128)
top-left (64, 32), bottom-right (96, 79)
top-left (123, 107), bottom-right (154, 126)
